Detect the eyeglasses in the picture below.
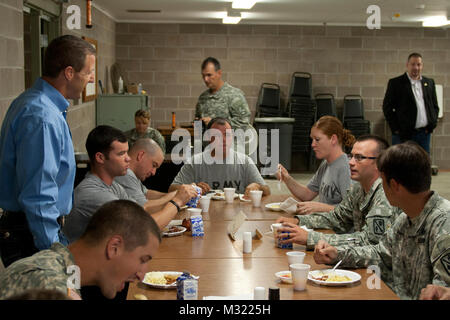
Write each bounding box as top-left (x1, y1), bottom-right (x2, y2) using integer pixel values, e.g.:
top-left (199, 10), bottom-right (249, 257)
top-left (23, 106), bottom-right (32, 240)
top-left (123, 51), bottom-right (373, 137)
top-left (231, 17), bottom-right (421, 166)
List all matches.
top-left (347, 154), bottom-right (377, 162)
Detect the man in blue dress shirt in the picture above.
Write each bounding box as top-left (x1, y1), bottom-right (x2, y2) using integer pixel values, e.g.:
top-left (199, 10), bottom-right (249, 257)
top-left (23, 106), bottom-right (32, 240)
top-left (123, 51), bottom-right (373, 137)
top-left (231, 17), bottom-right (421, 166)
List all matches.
top-left (0, 35), bottom-right (96, 267)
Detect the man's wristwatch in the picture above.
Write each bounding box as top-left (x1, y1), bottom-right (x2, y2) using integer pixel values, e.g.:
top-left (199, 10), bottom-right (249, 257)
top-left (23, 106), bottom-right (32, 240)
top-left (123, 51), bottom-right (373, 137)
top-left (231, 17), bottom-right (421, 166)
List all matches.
top-left (169, 200), bottom-right (181, 213)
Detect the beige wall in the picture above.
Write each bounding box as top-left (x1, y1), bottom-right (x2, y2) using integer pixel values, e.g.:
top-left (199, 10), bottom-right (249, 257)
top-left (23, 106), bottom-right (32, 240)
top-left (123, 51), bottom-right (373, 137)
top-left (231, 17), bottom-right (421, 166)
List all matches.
top-left (0, 0), bottom-right (24, 122)
top-left (62, 0), bottom-right (116, 152)
top-left (116, 23), bottom-right (450, 169)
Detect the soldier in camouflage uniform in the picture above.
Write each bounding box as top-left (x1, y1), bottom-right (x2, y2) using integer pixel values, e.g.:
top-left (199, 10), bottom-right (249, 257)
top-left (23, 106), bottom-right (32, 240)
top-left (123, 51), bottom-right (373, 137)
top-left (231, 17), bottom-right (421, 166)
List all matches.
top-left (195, 57), bottom-right (257, 157)
top-left (277, 135), bottom-right (399, 250)
top-left (195, 57), bottom-right (252, 132)
top-left (314, 142), bottom-right (450, 300)
top-left (125, 109), bottom-right (166, 154)
top-left (0, 200), bottom-right (161, 300)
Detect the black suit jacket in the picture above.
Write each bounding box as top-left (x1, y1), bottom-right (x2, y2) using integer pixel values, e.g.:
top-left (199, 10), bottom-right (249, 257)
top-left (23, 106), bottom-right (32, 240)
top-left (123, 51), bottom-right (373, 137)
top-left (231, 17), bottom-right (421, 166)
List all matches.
top-left (382, 72), bottom-right (439, 139)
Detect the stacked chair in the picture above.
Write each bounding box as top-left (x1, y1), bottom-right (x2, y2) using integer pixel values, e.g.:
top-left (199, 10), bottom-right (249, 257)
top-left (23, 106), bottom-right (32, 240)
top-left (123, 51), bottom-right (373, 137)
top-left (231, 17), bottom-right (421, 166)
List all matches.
top-left (285, 72), bottom-right (317, 171)
top-left (255, 83), bottom-right (282, 117)
top-left (315, 93), bottom-right (337, 119)
top-left (342, 95), bottom-right (371, 139)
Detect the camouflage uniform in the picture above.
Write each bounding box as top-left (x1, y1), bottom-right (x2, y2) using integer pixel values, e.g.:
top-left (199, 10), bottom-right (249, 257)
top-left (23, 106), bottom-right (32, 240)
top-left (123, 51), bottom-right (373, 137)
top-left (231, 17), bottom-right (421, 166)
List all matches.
top-left (125, 127), bottom-right (166, 154)
top-left (296, 178), bottom-right (399, 250)
top-left (0, 242), bottom-right (80, 299)
top-left (195, 82), bottom-right (252, 131)
top-left (335, 191), bottom-right (450, 300)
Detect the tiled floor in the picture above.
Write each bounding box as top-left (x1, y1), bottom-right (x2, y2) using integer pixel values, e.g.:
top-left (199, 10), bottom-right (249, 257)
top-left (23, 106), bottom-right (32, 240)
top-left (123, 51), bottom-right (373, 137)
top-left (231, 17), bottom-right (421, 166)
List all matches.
top-left (265, 171), bottom-right (450, 201)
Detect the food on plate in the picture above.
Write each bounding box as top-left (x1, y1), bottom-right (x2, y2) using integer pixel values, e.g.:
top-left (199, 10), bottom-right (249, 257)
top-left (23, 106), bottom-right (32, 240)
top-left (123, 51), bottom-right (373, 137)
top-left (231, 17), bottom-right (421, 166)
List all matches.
top-left (164, 226), bottom-right (183, 233)
top-left (144, 272), bottom-right (180, 285)
top-left (182, 218), bottom-right (191, 231)
top-left (270, 204), bottom-right (280, 209)
top-left (311, 272), bottom-right (351, 282)
top-left (144, 272), bottom-right (166, 285)
top-left (280, 273), bottom-right (291, 279)
top-left (164, 273), bottom-right (179, 285)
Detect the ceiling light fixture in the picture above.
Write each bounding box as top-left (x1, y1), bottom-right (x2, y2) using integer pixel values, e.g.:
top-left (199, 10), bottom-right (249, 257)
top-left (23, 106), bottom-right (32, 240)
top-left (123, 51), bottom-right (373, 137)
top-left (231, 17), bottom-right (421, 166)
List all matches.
top-left (232, 0), bottom-right (257, 10)
top-left (422, 16), bottom-right (449, 27)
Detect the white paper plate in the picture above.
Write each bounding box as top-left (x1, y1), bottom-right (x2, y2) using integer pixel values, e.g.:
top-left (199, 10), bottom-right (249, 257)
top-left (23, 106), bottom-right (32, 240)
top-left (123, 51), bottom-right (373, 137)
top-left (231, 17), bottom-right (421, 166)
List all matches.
top-left (308, 269), bottom-right (361, 286)
top-left (161, 226), bottom-right (187, 237)
top-left (239, 194), bottom-right (252, 202)
top-left (275, 271), bottom-right (292, 284)
top-left (142, 271), bottom-right (199, 289)
top-left (265, 202), bottom-right (282, 211)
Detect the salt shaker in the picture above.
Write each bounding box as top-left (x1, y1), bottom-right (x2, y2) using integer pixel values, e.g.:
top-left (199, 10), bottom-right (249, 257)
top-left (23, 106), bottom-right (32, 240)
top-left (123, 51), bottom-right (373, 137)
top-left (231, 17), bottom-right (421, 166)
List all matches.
top-left (253, 287), bottom-right (265, 300)
top-left (243, 231), bottom-right (252, 253)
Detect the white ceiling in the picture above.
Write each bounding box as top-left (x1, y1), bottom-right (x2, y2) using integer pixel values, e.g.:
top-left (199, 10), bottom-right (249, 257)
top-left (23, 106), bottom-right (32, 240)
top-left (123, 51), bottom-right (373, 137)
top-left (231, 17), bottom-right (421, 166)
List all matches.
top-left (92, 0), bottom-right (450, 27)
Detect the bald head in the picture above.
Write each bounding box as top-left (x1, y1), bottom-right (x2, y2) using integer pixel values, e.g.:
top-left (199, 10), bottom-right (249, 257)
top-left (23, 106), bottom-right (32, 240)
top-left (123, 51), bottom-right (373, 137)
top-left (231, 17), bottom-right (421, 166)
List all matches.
top-left (129, 138), bottom-right (162, 157)
top-left (128, 138), bottom-right (164, 181)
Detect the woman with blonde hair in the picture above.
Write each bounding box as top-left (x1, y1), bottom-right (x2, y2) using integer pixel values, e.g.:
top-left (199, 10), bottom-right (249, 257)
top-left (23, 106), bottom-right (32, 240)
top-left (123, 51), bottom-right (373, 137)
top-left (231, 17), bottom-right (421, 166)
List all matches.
top-left (125, 109), bottom-right (166, 153)
top-left (277, 116), bottom-right (355, 214)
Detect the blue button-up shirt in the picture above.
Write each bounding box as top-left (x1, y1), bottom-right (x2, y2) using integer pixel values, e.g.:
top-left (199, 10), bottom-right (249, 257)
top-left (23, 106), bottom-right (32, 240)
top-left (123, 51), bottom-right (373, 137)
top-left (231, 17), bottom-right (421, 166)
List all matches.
top-left (0, 78), bottom-right (75, 250)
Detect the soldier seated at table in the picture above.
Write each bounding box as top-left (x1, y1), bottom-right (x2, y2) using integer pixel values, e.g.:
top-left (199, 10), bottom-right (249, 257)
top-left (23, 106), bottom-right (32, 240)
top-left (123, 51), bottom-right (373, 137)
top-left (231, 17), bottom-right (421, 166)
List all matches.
top-left (114, 138), bottom-right (175, 212)
top-left (0, 200), bottom-right (161, 300)
top-left (275, 135), bottom-right (398, 250)
top-left (125, 109), bottom-right (166, 153)
top-left (168, 117), bottom-right (270, 198)
top-left (313, 142), bottom-right (450, 300)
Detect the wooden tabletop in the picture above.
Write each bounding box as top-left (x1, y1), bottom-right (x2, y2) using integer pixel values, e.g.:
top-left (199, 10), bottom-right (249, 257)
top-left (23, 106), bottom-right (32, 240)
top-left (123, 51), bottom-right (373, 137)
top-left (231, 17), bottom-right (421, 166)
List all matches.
top-left (127, 194), bottom-right (399, 300)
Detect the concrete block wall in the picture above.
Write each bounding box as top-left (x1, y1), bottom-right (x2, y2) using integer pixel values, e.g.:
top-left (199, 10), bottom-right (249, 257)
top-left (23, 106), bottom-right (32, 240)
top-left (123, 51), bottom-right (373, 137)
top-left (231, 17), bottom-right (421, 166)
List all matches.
top-left (0, 0), bottom-right (24, 122)
top-left (116, 23), bottom-right (450, 169)
top-left (61, 0), bottom-right (116, 152)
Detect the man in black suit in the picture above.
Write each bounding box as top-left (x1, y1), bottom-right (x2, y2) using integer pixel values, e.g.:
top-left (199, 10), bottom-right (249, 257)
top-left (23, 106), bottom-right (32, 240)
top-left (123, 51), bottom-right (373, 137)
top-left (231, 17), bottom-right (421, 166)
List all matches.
top-left (382, 53), bottom-right (439, 154)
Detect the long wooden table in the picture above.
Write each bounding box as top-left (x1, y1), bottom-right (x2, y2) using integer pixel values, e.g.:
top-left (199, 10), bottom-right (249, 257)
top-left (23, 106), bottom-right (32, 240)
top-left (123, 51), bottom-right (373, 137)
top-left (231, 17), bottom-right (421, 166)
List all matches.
top-left (127, 195), bottom-right (398, 300)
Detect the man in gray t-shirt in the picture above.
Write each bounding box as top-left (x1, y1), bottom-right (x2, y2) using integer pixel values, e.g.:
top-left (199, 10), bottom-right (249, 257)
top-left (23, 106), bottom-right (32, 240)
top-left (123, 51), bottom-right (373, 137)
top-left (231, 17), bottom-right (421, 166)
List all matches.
top-left (63, 172), bottom-right (130, 243)
top-left (115, 138), bottom-right (174, 208)
top-left (169, 117), bottom-right (270, 197)
top-left (307, 153), bottom-right (352, 206)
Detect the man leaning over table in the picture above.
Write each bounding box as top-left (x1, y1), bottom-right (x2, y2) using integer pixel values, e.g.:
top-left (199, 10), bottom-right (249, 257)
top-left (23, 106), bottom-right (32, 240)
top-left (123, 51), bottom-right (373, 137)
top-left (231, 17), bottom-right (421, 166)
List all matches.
top-left (313, 142), bottom-right (450, 300)
top-left (276, 135), bottom-right (399, 250)
top-left (115, 137), bottom-right (175, 211)
top-left (0, 35), bottom-right (96, 267)
top-left (168, 117), bottom-right (270, 198)
top-left (0, 200), bottom-right (161, 300)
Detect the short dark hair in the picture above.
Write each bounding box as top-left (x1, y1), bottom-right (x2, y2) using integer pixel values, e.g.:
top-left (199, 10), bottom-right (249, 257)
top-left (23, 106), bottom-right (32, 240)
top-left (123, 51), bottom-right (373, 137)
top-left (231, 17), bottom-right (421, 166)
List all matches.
top-left (85, 125), bottom-right (128, 162)
top-left (355, 134), bottom-right (390, 155)
top-left (80, 200), bottom-right (161, 250)
top-left (206, 117), bottom-right (231, 130)
top-left (43, 35), bottom-right (96, 78)
top-left (377, 141), bottom-right (431, 193)
top-left (201, 57), bottom-right (221, 71)
top-left (408, 52), bottom-right (422, 61)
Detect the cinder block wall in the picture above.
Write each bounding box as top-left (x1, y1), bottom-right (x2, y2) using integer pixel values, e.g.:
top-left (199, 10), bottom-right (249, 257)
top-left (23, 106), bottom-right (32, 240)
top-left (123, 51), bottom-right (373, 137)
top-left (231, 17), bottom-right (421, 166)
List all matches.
top-left (116, 23), bottom-right (450, 169)
top-left (0, 0), bottom-right (24, 121)
top-left (62, 0), bottom-right (116, 152)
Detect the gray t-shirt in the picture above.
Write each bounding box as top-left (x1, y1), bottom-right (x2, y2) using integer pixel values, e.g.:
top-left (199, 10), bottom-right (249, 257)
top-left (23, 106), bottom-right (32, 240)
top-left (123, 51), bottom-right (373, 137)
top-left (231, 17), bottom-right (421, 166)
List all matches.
top-left (172, 149), bottom-right (266, 194)
top-left (306, 153), bottom-right (351, 205)
top-left (114, 168), bottom-right (148, 206)
top-left (63, 172), bottom-right (131, 243)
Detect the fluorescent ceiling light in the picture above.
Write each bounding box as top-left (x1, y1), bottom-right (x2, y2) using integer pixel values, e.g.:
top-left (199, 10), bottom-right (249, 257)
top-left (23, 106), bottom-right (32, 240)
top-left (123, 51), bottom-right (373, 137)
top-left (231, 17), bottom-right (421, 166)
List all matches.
top-left (422, 16), bottom-right (449, 27)
top-left (223, 16), bottom-right (242, 24)
top-left (232, 0), bottom-right (257, 10)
